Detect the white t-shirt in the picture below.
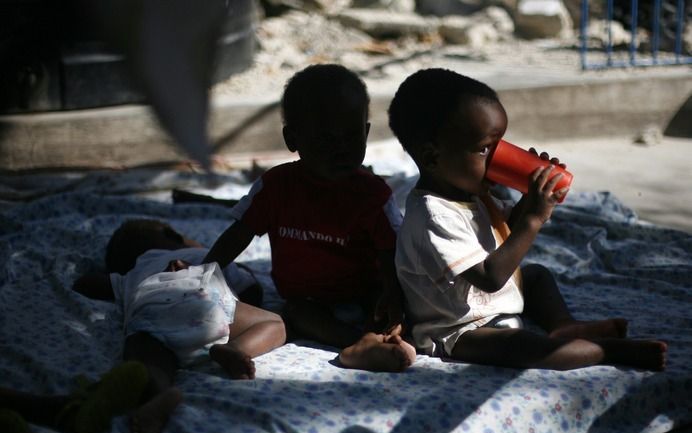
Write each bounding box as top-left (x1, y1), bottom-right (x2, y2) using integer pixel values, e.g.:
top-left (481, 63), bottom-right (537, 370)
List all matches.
top-left (396, 189), bottom-right (524, 356)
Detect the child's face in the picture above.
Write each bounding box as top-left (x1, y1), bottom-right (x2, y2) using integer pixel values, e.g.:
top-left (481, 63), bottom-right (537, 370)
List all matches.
top-left (288, 100), bottom-right (369, 180)
top-left (431, 99), bottom-right (507, 198)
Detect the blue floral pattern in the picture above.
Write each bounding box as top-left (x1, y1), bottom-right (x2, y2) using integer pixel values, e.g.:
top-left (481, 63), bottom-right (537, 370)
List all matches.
top-left (1, 168), bottom-right (690, 433)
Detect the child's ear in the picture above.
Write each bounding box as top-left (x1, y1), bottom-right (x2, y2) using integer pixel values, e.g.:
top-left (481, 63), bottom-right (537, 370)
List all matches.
top-left (282, 125), bottom-right (298, 153)
top-left (420, 142), bottom-right (439, 170)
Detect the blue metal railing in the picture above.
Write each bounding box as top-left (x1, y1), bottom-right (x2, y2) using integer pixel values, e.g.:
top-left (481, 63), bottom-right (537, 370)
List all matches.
top-left (580, 0), bottom-right (692, 69)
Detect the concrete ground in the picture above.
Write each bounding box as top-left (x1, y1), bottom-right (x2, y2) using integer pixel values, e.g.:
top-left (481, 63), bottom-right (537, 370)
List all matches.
top-left (523, 135), bottom-right (692, 234)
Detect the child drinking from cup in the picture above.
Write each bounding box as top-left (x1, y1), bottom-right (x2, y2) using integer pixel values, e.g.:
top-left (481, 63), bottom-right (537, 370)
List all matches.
top-left (388, 68), bottom-right (667, 371)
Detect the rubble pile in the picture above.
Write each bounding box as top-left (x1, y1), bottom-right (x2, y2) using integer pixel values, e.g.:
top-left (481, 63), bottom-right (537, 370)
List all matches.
top-left (213, 0), bottom-right (691, 97)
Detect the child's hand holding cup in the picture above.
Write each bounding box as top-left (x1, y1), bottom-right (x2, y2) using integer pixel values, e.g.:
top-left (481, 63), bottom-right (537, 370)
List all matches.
top-left (486, 139), bottom-right (573, 203)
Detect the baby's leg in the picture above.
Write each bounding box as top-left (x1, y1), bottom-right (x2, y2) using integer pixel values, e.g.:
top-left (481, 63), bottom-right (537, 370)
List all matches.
top-left (452, 327), bottom-right (666, 371)
top-left (522, 264), bottom-right (627, 339)
top-left (123, 333), bottom-right (179, 398)
top-left (123, 333), bottom-right (182, 433)
top-left (283, 299), bottom-right (362, 348)
top-left (339, 333), bottom-right (417, 372)
top-left (209, 343), bottom-right (256, 380)
top-left (211, 302), bottom-right (286, 379)
top-left (130, 388), bottom-right (182, 433)
top-left (548, 319), bottom-right (628, 340)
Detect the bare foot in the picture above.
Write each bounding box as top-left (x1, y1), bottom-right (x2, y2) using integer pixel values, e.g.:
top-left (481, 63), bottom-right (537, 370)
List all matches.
top-left (339, 333), bottom-right (416, 372)
top-left (130, 388), bottom-right (182, 433)
top-left (385, 334), bottom-right (417, 365)
top-left (550, 318), bottom-right (628, 340)
top-left (209, 343), bottom-right (256, 379)
top-left (602, 339), bottom-right (668, 371)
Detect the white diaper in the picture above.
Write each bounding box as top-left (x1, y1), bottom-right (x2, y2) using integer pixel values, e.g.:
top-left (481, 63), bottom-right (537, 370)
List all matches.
top-left (122, 262), bottom-right (237, 364)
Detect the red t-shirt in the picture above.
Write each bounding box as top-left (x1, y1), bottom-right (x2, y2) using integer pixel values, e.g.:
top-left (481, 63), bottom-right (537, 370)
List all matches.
top-left (230, 161), bottom-right (401, 301)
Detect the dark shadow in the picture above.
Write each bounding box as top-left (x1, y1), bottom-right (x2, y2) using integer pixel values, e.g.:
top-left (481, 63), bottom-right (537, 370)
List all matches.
top-left (389, 363), bottom-right (522, 433)
top-left (669, 423), bottom-right (692, 433)
top-left (341, 427), bottom-right (378, 433)
top-left (191, 318), bottom-right (524, 433)
top-left (588, 371), bottom-right (692, 433)
top-left (191, 355), bottom-right (522, 433)
top-left (664, 94), bottom-right (692, 138)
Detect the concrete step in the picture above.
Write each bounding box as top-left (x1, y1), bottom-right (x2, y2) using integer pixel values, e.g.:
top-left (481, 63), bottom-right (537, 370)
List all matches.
top-left (0, 69), bottom-right (690, 171)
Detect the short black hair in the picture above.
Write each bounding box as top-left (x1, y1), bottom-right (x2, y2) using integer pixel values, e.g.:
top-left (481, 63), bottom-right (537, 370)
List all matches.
top-left (105, 219), bottom-right (184, 274)
top-left (281, 63), bottom-right (369, 126)
top-left (388, 68), bottom-right (499, 156)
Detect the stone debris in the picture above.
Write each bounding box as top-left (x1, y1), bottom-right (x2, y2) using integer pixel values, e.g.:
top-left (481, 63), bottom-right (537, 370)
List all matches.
top-left (335, 8), bottom-right (437, 38)
top-left (439, 6), bottom-right (514, 46)
top-left (212, 0), bottom-right (689, 99)
top-left (585, 19), bottom-right (634, 48)
top-left (634, 124), bottom-right (664, 146)
top-left (514, 0), bottom-right (573, 39)
top-left (352, 0), bottom-right (416, 13)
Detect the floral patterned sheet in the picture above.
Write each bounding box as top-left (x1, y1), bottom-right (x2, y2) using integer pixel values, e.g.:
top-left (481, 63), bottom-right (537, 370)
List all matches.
top-left (1, 160), bottom-right (690, 433)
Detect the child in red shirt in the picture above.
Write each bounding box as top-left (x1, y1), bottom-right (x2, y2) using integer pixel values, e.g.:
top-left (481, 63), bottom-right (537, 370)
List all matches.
top-left (205, 64), bottom-right (416, 372)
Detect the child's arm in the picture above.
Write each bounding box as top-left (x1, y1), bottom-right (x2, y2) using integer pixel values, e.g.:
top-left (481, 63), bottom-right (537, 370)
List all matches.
top-left (373, 249), bottom-right (405, 333)
top-left (203, 220), bottom-right (255, 269)
top-left (73, 273), bottom-right (115, 300)
top-left (463, 165), bottom-right (568, 292)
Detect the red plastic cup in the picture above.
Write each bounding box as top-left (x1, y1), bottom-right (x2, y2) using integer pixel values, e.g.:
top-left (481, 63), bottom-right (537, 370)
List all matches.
top-left (486, 139), bottom-right (573, 203)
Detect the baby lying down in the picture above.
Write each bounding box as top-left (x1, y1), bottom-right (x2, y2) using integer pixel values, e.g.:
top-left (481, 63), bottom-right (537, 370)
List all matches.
top-left (114, 253), bottom-right (244, 367)
top-left (72, 220), bottom-right (286, 433)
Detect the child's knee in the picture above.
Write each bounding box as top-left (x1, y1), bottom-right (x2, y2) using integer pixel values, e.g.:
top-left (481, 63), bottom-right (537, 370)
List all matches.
top-left (521, 263), bottom-right (554, 283)
top-left (263, 310), bottom-right (285, 331)
top-left (123, 332), bottom-right (179, 373)
top-left (269, 318), bottom-right (287, 344)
